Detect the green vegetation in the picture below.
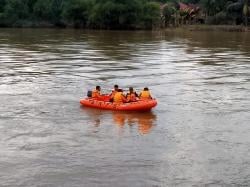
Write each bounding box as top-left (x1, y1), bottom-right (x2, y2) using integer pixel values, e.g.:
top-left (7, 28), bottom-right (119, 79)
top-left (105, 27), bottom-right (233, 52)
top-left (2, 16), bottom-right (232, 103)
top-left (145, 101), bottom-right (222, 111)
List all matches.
top-left (0, 0), bottom-right (249, 29)
top-left (162, 0), bottom-right (250, 26)
top-left (0, 0), bottom-right (160, 29)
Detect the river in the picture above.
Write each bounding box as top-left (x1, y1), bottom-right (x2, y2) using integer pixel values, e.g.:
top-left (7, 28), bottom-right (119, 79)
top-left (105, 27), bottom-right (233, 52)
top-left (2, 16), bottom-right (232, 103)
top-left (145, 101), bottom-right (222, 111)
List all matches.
top-left (0, 29), bottom-right (250, 186)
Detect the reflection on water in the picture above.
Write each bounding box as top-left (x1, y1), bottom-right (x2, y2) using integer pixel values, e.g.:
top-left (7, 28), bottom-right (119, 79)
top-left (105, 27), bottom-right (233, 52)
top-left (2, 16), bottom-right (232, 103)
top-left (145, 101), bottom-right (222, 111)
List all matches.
top-left (112, 111), bottom-right (156, 135)
top-left (83, 107), bottom-right (156, 135)
top-left (0, 29), bottom-right (250, 186)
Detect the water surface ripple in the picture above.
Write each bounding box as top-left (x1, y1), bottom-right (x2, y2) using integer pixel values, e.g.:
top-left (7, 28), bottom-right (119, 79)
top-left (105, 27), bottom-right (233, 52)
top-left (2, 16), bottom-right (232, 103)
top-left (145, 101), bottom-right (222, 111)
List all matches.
top-left (0, 29), bottom-right (250, 186)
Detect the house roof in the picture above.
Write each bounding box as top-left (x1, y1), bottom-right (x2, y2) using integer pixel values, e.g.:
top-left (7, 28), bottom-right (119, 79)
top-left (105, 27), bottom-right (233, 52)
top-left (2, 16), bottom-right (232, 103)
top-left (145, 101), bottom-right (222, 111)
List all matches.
top-left (179, 2), bottom-right (200, 13)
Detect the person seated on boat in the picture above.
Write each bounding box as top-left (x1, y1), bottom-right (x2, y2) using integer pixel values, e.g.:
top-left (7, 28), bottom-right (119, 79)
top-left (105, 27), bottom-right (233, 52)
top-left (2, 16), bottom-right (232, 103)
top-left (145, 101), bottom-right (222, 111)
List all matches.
top-left (113, 89), bottom-right (127, 103)
top-left (92, 86), bottom-right (102, 99)
top-left (109, 84), bottom-right (119, 102)
top-left (139, 87), bottom-right (152, 100)
top-left (126, 87), bottom-right (138, 102)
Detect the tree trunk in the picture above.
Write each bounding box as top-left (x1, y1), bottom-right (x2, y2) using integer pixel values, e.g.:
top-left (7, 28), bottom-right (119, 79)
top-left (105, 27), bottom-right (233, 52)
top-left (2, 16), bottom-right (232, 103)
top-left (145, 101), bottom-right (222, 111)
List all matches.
top-left (243, 0), bottom-right (249, 26)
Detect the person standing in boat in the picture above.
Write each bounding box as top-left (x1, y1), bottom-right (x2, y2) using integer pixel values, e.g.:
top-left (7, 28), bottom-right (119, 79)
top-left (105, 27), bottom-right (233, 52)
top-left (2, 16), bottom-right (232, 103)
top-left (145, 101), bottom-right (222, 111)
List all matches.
top-left (109, 84), bottom-right (119, 102)
top-left (113, 89), bottom-right (127, 103)
top-left (126, 87), bottom-right (138, 102)
top-left (139, 87), bottom-right (152, 100)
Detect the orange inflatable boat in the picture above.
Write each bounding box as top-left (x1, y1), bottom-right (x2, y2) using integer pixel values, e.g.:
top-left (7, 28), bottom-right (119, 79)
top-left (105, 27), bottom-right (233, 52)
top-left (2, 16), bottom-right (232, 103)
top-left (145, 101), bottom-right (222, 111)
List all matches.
top-left (80, 96), bottom-right (157, 111)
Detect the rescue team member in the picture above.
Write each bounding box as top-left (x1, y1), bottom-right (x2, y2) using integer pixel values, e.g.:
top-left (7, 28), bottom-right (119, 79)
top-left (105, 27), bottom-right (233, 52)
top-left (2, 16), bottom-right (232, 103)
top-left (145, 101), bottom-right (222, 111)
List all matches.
top-left (126, 87), bottom-right (138, 102)
top-left (139, 87), bottom-right (152, 100)
top-left (109, 84), bottom-right (119, 102)
top-left (92, 86), bottom-right (102, 99)
top-left (113, 89), bottom-right (127, 103)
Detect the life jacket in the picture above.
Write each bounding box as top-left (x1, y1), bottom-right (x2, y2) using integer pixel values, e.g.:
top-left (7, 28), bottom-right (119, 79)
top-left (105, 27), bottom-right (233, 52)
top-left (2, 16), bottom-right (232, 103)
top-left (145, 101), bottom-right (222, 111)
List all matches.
top-left (113, 92), bottom-right (126, 103)
top-left (92, 89), bottom-right (100, 98)
top-left (110, 90), bottom-right (117, 99)
top-left (127, 92), bottom-right (137, 102)
top-left (140, 90), bottom-right (151, 100)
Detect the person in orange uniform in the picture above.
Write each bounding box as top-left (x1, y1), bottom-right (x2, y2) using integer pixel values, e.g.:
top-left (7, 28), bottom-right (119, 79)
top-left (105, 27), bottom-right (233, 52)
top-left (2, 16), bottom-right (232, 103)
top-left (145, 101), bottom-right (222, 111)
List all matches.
top-left (109, 84), bottom-right (119, 102)
top-left (139, 87), bottom-right (152, 100)
top-left (126, 87), bottom-right (138, 102)
top-left (113, 89), bottom-right (127, 103)
top-left (92, 86), bottom-right (102, 99)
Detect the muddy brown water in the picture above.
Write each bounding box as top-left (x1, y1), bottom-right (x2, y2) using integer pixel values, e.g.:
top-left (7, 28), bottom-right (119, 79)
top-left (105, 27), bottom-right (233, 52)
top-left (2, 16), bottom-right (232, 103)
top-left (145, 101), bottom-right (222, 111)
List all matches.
top-left (0, 29), bottom-right (250, 186)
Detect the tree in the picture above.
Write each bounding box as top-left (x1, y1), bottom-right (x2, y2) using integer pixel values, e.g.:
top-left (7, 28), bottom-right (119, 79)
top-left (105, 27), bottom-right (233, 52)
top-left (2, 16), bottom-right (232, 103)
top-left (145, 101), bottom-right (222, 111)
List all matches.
top-left (50, 0), bottom-right (64, 25)
top-left (0, 0), bottom-right (6, 26)
top-left (0, 0), bottom-right (6, 13)
top-left (227, 1), bottom-right (244, 25)
top-left (142, 2), bottom-right (161, 29)
top-left (3, 0), bottom-right (29, 24)
top-left (163, 5), bottom-right (176, 26)
top-left (88, 0), bottom-right (146, 29)
top-left (243, 0), bottom-right (249, 25)
top-left (27, 0), bottom-right (37, 15)
top-left (200, 0), bottom-right (227, 16)
top-left (33, 0), bottom-right (51, 20)
top-left (63, 0), bottom-right (92, 28)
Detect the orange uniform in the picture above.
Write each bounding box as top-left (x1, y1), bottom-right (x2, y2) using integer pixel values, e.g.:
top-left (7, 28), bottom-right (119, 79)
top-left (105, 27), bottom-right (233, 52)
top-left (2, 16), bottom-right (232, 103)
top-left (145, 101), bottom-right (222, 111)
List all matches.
top-left (126, 92), bottom-right (138, 102)
top-left (139, 90), bottom-right (152, 100)
top-left (113, 92), bottom-right (127, 103)
top-left (92, 89), bottom-right (101, 98)
top-left (110, 90), bottom-right (117, 100)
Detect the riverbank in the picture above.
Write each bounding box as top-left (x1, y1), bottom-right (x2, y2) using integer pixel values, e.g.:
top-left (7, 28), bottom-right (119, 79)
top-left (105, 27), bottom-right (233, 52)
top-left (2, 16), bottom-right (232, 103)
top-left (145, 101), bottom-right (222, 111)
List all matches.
top-left (1, 24), bottom-right (250, 33)
top-left (166, 25), bottom-right (250, 32)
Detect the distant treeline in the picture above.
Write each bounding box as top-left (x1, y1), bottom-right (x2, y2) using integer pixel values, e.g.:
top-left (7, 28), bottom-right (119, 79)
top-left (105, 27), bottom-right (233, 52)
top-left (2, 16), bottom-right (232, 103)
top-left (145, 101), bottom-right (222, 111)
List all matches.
top-left (0, 0), bottom-right (161, 29)
top-left (0, 0), bottom-right (249, 29)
